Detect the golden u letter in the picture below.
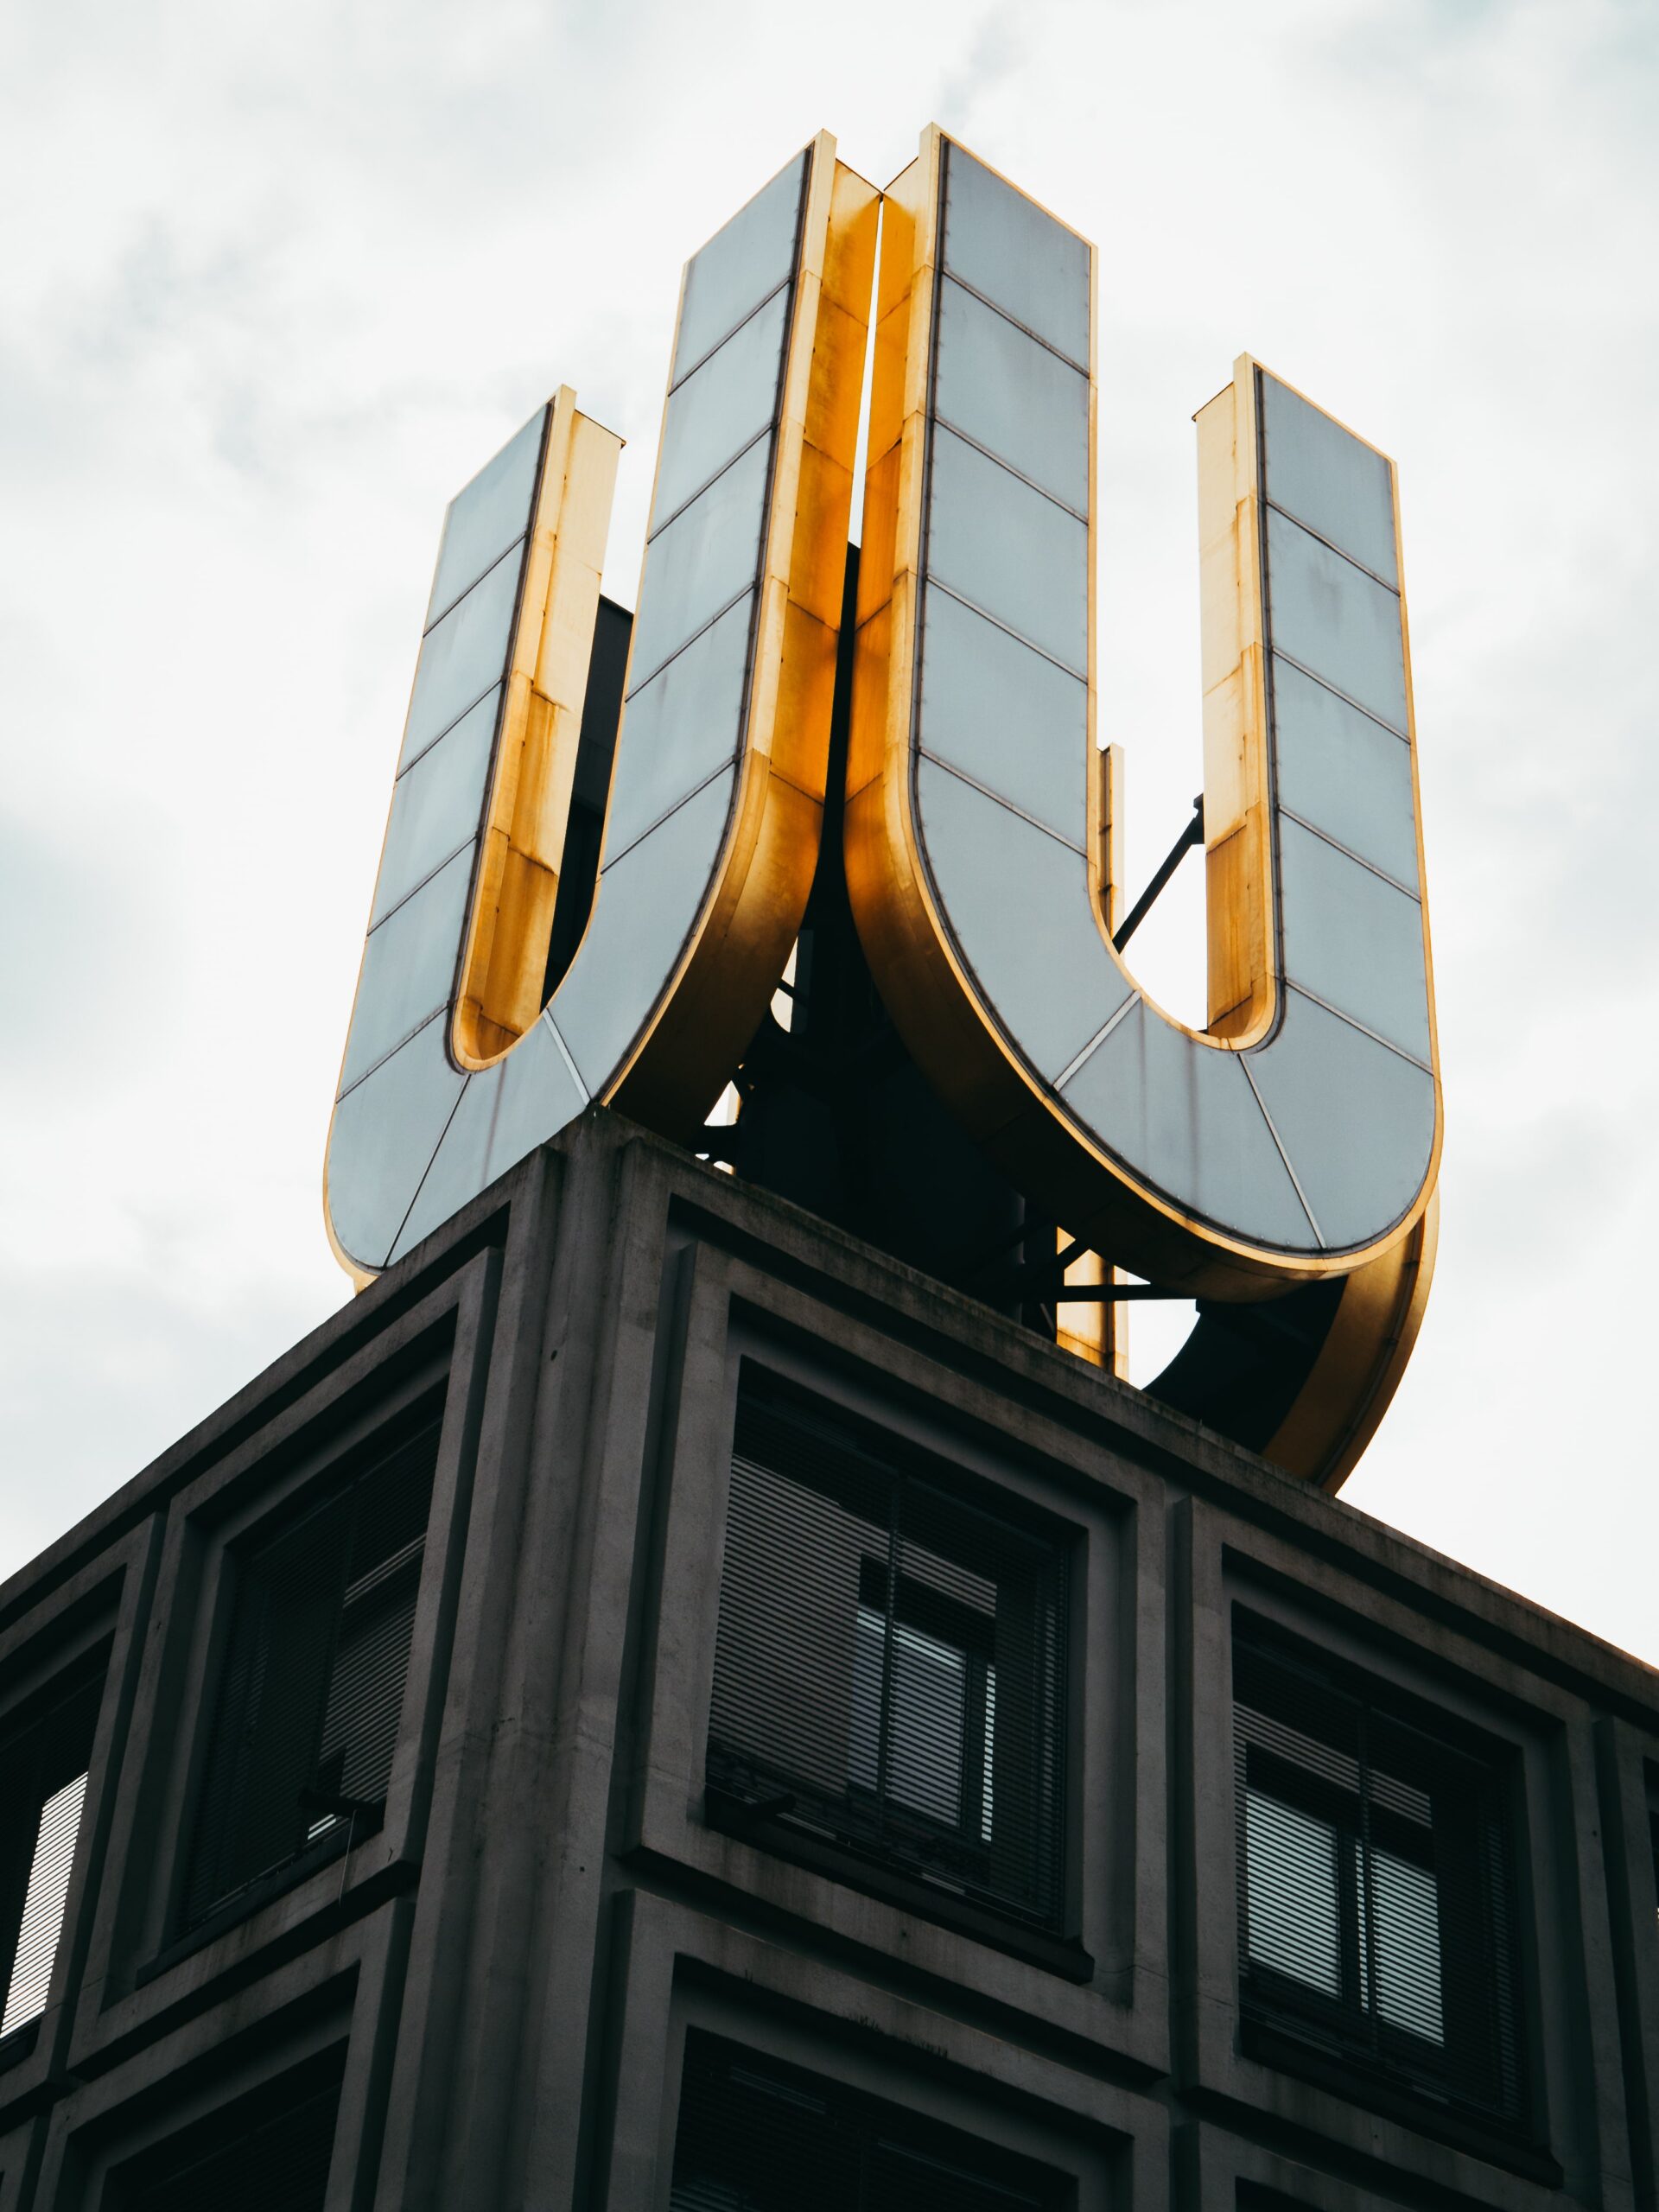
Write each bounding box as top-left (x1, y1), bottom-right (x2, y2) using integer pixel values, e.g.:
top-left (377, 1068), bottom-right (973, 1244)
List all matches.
top-left (326, 126), bottom-right (1440, 1491)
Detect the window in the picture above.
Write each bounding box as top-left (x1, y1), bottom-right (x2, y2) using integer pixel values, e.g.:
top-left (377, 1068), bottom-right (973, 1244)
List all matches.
top-left (707, 1374), bottom-right (1069, 1929)
top-left (0, 1656), bottom-right (101, 2046)
top-left (1233, 1616), bottom-right (1526, 2129)
top-left (670, 2031), bottom-right (1065, 2212)
top-left (114, 2055), bottom-right (341, 2210)
top-left (179, 1417), bottom-right (440, 1933)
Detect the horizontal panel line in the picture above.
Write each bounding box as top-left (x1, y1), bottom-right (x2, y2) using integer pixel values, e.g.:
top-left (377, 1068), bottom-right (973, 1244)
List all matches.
top-left (931, 408), bottom-right (1088, 524)
top-left (670, 273), bottom-right (794, 396)
top-left (369, 836), bottom-right (478, 934)
top-left (1269, 648), bottom-right (1409, 744)
top-left (1264, 498), bottom-right (1400, 596)
top-left (335, 1006), bottom-right (451, 1105)
top-left (921, 577), bottom-right (1087, 684)
top-left (422, 528), bottom-right (532, 641)
top-left (397, 679), bottom-right (506, 781)
top-left (1279, 808), bottom-right (1421, 901)
top-left (1281, 982), bottom-right (1434, 1077)
top-left (598, 754), bottom-right (737, 876)
top-left (937, 264), bottom-right (1090, 375)
top-left (626, 584), bottom-right (755, 702)
top-left (646, 421), bottom-right (775, 546)
top-left (915, 746), bottom-right (1086, 857)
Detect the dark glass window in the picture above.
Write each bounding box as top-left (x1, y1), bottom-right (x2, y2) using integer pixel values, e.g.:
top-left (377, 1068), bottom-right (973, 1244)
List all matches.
top-left (1234, 1615), bottom-right (1526, 2129)
top-left (0, 1656), bottom-right (101, 2045)
top-left (707, 1373), bottom-right (1069, 1929)
top-left (671, 2031), bottom-right (1065, 2212)
top-left (115, 2055), bottom-right (341, 2210)
top-left (179, 1417), bottom-right (440, 1932)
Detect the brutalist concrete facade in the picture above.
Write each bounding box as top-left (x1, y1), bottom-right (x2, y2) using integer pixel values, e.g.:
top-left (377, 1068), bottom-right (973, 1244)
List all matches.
top-left (1, 1109), bottom-right (1655, 2210)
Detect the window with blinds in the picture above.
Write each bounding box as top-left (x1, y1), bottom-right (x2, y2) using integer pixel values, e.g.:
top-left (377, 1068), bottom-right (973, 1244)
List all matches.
top-left (707, 1374), bottom-right (1070, 1929)
top-left (179, 1416), bottom-right (441, 1934)
top-left (670, 2031), bottom-right (1066, 2212)
top-left (116, 2057), bottom-right (342, 2211)
top-left (1233, 1616), bottom-right (1527, 2130)
top-left (0, 1656), bottom-right (102, 2046)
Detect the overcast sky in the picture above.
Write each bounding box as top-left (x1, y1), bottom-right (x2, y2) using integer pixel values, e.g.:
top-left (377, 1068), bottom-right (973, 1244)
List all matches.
top-left (3, 0), bottom-right (1655, 1663)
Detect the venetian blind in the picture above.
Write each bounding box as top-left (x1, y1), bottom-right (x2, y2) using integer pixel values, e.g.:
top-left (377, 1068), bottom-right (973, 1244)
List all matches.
top-left (1234, 1618), bottom-right (1526, 2128)
top-left (180, 1418), bottom-right (440, 1931)
top-left (0, 1658), bottom-right (102, 2042)
top-left (708, 1376), bottom-right (1069, 1928)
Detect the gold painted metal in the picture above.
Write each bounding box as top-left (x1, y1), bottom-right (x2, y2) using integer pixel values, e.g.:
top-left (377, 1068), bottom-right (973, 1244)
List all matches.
top-left (1194, 367), bottom-right (1274, 1043)
top-left (454, 394), bottom-right (621, 1065)
top-left (1264, 1195), bottom-right (1439, 1491)
top-left (602, 140), bottom-right (879, 1141)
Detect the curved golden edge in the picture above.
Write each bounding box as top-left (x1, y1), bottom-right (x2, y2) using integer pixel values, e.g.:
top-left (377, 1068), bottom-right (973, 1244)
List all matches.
top-left (1264, 1189), bottom-right (1440, 1491)
top-left (604, 139), bottom-right (880, 1141)
top-left (454, 394), bottom-right (622, 1067)
top-left (845, 124), bottom-right (1441, 1304)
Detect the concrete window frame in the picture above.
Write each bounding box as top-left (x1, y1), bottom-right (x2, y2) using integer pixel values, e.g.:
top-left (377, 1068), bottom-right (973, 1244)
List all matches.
top-left (0, 1522), bottom-right (156, 2135)
top-left (594, 1890), bottom-right (1163, 2212)
top-left (1174, 2115), bottom-right (1469, 2212)
top-left (1594, 1717), bottom-right (1659, 2212)
top-left (1174, 1492), bottom-right (1630, 2212)
top-left (64, 1253), bottom-right (499, 2078)
top-left (626, 1225), bottom-right (1169, 2079)
top-left (32, 1905), bottom-right (408, 2209)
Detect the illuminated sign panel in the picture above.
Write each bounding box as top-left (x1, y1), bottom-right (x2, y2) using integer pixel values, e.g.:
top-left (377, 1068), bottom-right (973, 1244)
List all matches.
top-left (326, 126), bottom-right (1440, 1488)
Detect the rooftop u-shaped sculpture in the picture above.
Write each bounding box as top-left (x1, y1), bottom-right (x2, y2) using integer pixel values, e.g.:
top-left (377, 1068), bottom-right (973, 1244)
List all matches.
top-left (325, 126), bottom-right (1440, 1489)
top-left (325, 136), bottom-right (879, 1277)
top-left (848, 130), bottom-right (1440, 1478)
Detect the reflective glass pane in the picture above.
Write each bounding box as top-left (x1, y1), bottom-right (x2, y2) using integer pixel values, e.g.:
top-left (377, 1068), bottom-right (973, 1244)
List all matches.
top-left (1365, 1842), bottom-right (1445, 2043)
top-left (1265, 509), bottom-right (1408, 735)
top-left (425, 408), bottom-right (545, 628)
top-left (603, 593), bottom-right (749, 863)
top-left (553, 767), bottom-right (738, 1092)
top-left (652, 289), bottom-right (788, 531)
top-left (1247, 1787), bottom-right (1343, 1995)
top-left (941, 143), bottom-right (1090, 372)
top-left (927, 429), bottom-right (1087, 678)
top-left (849, 1605), bottom-right (966, 1827)
top-left (671, 149), bottom-right (806, 386)
top-left (1272, 656), bottom-right (1419, 890)
top-left (626, 439), bottom-right (769, 695)
top-left (1063, 1000), bottom-right (1313, 1249)
top-left (916, 758), bottom-right (1121, 1081)
top-left (388, 1014), bottom-right (586, 1262)
top-left (1261, 374), bottom-right (1397, 586)
top-left (918, 585), bottom-right (1086, 848)
top-left (340, 842), bottom-right (473, 1094)
top-left (373, 687), bottom-right (499, 925)
top-left (327, 1014), bottom-right (467, 1271)
top-left (1279, 817), bottom-right (1429, 1064)
top-left (935, 277), bottom-right (1089, 514)
top-left (400, 545), bottom-right (523, 770)
top-left (1248, 987), bottom-right (1437, 1252)
top-left (0, 1773), bottom-right (86, 2035)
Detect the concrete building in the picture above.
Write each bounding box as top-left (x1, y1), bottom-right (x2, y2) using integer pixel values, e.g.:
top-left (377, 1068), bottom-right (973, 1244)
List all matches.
top-left (1, 1110), bottom-right (1656, 2209)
